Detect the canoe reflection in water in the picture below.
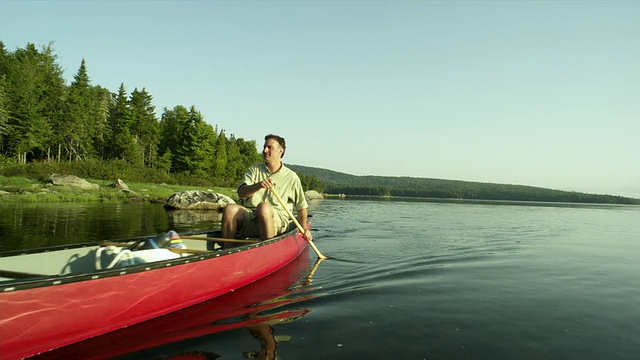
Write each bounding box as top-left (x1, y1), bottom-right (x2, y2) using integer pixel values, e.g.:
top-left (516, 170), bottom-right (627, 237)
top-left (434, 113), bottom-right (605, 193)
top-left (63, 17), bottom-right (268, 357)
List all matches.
top-left (33, 250), bottom-right (323, 360)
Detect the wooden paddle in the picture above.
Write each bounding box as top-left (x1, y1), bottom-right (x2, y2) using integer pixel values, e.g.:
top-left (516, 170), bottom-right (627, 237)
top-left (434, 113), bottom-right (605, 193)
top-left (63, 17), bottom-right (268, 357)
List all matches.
top-left (179, 236), bottom-right (259, 244)
top-left (270, 187), bottom-right (328, 260)
top-left (0, 269), bottom-right (49, 279)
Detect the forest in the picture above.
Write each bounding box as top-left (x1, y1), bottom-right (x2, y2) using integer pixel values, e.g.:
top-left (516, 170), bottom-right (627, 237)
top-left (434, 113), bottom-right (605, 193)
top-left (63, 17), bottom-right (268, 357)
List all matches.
top-left (0, 42), bottom-right (264, 187)
top-left (1, 42), bottom-right (636, 205)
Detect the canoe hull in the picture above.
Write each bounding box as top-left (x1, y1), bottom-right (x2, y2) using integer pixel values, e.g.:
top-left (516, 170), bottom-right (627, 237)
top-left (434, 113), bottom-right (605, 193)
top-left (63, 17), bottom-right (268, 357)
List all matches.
top-left (0, 228), bottom-right (309, 359)
top-left (35, 249), bottom-right (315, 359)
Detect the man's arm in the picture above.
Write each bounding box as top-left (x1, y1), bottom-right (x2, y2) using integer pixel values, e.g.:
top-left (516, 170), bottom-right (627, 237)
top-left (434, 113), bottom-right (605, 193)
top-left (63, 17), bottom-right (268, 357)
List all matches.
top-left (297, 207), bottom-right (312, 241)
top-left (237, 178), bottom-right (276, 199)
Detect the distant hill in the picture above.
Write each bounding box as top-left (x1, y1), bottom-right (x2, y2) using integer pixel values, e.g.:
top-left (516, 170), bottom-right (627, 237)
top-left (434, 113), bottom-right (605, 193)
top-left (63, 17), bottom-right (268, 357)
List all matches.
top-left (288, 164), bottom-right (640, 205)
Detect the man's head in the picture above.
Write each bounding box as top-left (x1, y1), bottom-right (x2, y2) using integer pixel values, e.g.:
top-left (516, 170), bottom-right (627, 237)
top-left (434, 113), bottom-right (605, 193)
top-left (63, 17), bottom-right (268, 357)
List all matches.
top-left (264, 134), bottom-right (286, 159)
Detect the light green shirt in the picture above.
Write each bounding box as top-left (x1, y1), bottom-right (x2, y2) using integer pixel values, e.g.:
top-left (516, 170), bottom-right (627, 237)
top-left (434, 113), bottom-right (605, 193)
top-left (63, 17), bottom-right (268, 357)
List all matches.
top-left (240, 163), bottom-right (308, 214)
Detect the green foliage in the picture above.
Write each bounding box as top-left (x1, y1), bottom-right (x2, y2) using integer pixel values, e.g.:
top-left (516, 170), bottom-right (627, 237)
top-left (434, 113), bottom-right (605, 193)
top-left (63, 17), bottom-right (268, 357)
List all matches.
top-left (0, 159), bottom-right (219, 187)
top-left (0, 43), bottom-right (262, 188)
top-left (213, 130), bottom-right (228, 178)
top-left (297, 172), bottom-right (324, 193)
top-left (129, 88), bottom-right (159, 167)
top-left (2, 43), bottom-right (63, 163)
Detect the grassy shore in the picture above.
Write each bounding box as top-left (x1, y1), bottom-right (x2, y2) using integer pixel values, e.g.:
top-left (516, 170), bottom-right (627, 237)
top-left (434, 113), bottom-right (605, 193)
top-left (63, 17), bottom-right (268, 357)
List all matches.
top-left (0, 176), bottom-right (237, 203)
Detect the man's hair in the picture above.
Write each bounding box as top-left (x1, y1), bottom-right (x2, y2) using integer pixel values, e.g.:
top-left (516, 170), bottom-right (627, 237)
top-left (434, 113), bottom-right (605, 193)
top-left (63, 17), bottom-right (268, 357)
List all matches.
top-left (265, 134), bottom-right (286, 157)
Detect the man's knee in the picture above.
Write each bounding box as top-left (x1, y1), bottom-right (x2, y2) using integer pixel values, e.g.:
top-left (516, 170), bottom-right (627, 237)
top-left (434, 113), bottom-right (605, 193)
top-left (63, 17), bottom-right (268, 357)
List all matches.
top-left (256, 202), bottom-right (274, 219)
top-left (223, 204), bottom-right (244, 223)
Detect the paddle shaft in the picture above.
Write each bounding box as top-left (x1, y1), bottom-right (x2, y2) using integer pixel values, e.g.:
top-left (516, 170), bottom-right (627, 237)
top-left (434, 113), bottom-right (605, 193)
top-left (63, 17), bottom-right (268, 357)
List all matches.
top-left (0, 269), bottom-right (49, 279)
top-left (179, 236), bottom-right (259, 244)
top-left (270, 188), bottom-right (327, 260)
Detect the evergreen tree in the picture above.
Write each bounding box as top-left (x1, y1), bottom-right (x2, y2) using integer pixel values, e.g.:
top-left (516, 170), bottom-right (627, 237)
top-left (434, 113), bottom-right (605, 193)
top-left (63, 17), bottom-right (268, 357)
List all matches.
top-left (175, 106), bottom-right (216, 176)
top-left (0, 76), bottom-right (9, 150)
top-left (0, 43), bottom-right (8, 153)
top-left (39, 43), bottom-right (67, 162)
top-left (65, 59), bottom-right (95, 161)
top-left (225, 135), bottom-right (243, 182)
top-left (4, 43), bottom-right (62, 163)
top-left (155, 149), bottom-right (172, 174)
top-left (62, 59), bottom-right (110, 161)
top-left (237, 138), bottom-right (262, 171)
top-left (107, 83), bottom-right (133, 160)
top-left (129, 88), bottom-right (158, 167)
top-left (212, 130), bottom-right (228, 178)
top-left (91, 85), bottom-right (111, 159)
top-left (159, 105), bottom-right (190, 171)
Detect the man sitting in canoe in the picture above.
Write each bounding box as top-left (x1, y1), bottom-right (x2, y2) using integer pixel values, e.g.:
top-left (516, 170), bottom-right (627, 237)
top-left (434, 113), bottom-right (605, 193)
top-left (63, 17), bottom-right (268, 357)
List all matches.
top-left (221, 134), bottom-right (313, 242)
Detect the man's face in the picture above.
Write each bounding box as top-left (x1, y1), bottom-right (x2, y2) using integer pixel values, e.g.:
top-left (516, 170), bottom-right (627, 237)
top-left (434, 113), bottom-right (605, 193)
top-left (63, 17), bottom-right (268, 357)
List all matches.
top-left (263, 138), bottom-right (283, 161)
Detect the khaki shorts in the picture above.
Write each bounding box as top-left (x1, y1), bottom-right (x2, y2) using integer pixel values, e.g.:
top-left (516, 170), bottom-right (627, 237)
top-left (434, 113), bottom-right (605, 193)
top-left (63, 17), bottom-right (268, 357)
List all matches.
top-left (240, 207), bottom-right (290, 238)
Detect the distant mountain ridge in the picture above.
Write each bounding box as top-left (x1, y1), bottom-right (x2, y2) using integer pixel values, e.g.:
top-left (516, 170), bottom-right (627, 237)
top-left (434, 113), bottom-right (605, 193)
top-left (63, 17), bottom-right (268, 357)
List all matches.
top-left (288, 164), bottom-right (639, 205)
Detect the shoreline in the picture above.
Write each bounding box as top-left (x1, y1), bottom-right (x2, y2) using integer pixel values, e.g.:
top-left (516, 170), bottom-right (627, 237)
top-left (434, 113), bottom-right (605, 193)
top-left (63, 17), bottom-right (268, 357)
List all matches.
top-left (0, 176), bottom-right (237, 203)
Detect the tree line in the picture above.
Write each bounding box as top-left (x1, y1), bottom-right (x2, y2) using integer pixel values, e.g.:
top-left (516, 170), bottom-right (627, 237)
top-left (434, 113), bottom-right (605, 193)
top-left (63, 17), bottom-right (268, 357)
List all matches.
top-left (289, 165), bottom-right (640, 205)
top-left (0, 42), bottom-right (265, 186)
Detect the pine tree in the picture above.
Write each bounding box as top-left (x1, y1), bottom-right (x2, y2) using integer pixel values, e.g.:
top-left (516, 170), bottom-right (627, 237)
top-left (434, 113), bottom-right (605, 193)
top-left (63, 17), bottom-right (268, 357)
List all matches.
top-left (107, 83), bottom-right (133, 160)
top-left (129, 88), bottom-right (159, 167)
top-left (65, 59), bottom-right (95, 161)
top-left (176, 106), bottom-right (216, 176)
top-left (212, 130), bottom-right (228, 179)
top-left (91, 86), bottom-right (111, 159)
top-left (39, 43), bottom-right (67, 162)
top-left (159, 105), bottom-right (189, 171)
top-left (0, 77), bottom-right (9, 149)
top-left (5, 43), bottom-right (60, 163)
top-left (225, 135), bottom-right (242, 182)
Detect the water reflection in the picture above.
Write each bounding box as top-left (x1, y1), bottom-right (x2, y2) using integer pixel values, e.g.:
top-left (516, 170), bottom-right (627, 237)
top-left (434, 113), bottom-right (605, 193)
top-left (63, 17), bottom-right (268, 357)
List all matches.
top-left (166, 209), bottom-right (222, 227)
top-left (0, 203), bottom-right (223, 252)
top-left (243, 258), bottom-right (324, 360)
top-left (33, 251), bottom-right (323, 359)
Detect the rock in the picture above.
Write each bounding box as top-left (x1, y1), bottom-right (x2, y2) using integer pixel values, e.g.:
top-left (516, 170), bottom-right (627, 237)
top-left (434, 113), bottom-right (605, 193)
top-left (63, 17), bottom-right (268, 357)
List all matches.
top-left (164, 190), bottom-right (236, 210)
top-left (0, 190), bottom-right (10, 195)
top-left (305, 190), bottom-right (324, 200)
top-left (108, 178), bottom-right (129, 190)
top-left (47, 174), bottom-right (100, 190)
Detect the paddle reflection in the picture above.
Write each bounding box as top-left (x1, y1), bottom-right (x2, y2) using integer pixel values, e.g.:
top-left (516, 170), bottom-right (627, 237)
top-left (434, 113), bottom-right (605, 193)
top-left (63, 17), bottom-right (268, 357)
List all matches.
top-left (33, 251), bottom-right (323, 360)
top-left (241, 258), bottom-right (324, 360)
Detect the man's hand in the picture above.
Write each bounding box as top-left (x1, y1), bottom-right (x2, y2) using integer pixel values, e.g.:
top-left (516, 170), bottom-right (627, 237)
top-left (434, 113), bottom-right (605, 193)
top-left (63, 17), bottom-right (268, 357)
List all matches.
top-left (302, 229), bottom-right (313, 242)
top-left (260, 178), bottom-right (276, 190)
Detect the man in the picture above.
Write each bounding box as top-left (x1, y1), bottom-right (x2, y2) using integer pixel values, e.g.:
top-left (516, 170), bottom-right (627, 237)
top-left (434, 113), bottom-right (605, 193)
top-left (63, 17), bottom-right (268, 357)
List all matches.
top-left (222, 134), bottom-right (312, 242)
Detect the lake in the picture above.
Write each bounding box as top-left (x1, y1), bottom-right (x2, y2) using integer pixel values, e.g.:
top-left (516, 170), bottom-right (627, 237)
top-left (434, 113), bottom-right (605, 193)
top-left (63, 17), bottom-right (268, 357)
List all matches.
top-left (2, 199), bottom-right (639, 359)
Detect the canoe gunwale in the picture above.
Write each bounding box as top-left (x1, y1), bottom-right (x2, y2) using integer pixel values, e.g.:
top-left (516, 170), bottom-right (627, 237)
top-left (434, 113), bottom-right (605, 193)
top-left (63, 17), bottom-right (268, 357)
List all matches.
top-left (0, 228), bottom-right (296, 293)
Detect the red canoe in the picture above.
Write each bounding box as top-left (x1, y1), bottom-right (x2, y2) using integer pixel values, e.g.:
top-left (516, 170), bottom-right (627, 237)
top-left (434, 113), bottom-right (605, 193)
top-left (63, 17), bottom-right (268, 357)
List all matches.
top-left (0, 226), bottom-right (309, 359)
top-left (33, 249), bottom-right (319, 359)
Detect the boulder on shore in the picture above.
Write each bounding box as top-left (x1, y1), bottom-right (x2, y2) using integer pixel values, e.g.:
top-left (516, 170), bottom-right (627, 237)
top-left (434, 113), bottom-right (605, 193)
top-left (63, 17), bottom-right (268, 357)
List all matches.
top-left (47, 174), bottom-right (100, 190)
top-left (108, 178), bottom-right (129, 191)
top-left (164, 190), bottom-right (236, 211)
top-left (305, 190), bottom-right (324, 200)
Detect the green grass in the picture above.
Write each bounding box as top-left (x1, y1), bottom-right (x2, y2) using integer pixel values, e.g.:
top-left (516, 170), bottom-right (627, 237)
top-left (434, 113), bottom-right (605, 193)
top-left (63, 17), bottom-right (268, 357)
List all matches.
top-left (0, 176), bottom-right (237, 203)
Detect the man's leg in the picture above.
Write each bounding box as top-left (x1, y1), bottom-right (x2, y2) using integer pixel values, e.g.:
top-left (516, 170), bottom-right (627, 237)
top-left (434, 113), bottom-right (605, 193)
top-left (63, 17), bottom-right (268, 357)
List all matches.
top-left (255, 202), bottom-right (277, 240)
top-left (222, 204), bottom-right (246, 239)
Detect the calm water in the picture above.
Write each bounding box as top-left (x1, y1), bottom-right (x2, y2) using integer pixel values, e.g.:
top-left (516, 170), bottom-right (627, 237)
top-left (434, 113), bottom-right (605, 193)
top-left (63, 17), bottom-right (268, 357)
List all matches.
top-left (2, 199), bottom-right (639, 359)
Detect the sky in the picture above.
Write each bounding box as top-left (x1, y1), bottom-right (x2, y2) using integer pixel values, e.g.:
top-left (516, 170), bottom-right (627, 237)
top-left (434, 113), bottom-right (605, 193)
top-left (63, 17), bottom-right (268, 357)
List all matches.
top-left (1, 1), bottom-right (639, 198)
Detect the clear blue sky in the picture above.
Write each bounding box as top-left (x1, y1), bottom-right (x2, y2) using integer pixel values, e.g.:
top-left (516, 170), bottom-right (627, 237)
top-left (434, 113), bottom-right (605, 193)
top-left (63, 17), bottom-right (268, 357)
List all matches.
top-left (2, 1), bottom-right (639, 198)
